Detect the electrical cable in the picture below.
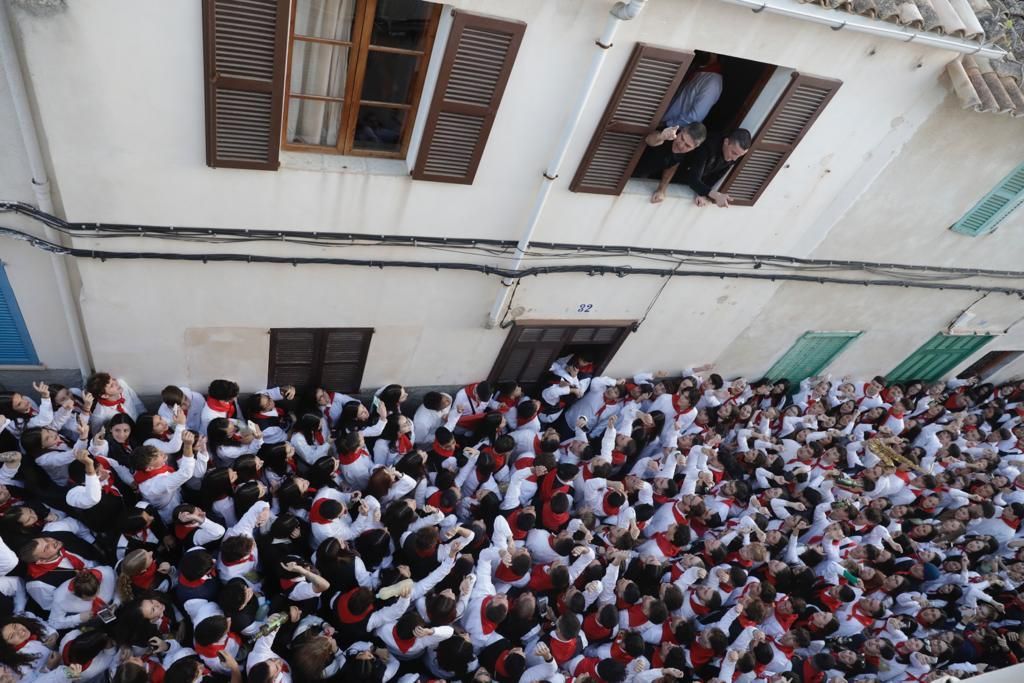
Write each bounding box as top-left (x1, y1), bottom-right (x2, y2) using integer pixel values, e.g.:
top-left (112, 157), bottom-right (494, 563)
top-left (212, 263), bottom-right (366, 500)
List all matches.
top-left (3, 224), bottom-right (1024, 297)
top-left (4, 200), bottom-right (1024, 280)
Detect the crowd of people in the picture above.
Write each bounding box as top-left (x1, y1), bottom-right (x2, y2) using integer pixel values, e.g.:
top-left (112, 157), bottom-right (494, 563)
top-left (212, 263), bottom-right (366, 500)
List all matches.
top-left (0, 358), bottom-right (1022, 683)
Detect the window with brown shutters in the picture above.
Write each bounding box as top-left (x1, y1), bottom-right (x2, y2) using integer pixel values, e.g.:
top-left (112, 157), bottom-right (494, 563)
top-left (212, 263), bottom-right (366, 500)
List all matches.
top-left (268, 328), bottom-right (373, 392)
top-left (489, 322), bottom-right (634, 390)
top-left (570, 45), bottom-right (693, 195)
top-left (719, 73), bottom-right (841, 206)
top-left (202, 0), bottom-right (289, 170)
top-left (412, 11), bottom-right (526, 184)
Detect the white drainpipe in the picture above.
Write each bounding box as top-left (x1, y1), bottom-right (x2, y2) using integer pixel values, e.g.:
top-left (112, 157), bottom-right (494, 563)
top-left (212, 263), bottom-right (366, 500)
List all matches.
top-left (718, 0), bottom-right (1006, 59)
top-left (485, 0), bottom-right (648, 328)
top-left (0, 2), bottom-right (92, 381)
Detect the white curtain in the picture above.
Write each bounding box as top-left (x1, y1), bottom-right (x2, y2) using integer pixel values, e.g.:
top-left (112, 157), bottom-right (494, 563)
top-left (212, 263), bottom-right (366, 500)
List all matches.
top-left (288, 0), bottom-right (358, 146)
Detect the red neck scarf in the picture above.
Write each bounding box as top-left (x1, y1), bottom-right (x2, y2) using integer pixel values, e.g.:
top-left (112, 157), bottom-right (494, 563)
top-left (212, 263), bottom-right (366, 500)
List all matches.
top-left (396, 433), bottom-right (413, 455)
top-left (69, 569), bottom-right (108, 618)
top-left (653, 532), bottom-right (679, 558)
top-left (222, 552), bottom-right (255, 567)
top-left (313, 429), bottom-right (325, 446)
top-left (13, 634), bottom-right (37, 651)
top-left (336, 588), bottom-right (374, 623)
top-left (194, 632), bottom-right (242, 659)
top-left (689, 595), bottom-right (710, 616)
top-left (626, 603), bottom-right (647, 627)
top-left (338, 446), bottom-right (368, 465)
top-left (205, 397), bottom-right (235, 419)
top-left (594, 398), bottom-right (617, 419)
top-left (541, 504), bottom-right (569, 531)
top-left (178, 569), bottom-right (214, 588)
top-left (321, 393), bottom-right (335, 428)
top-left (134, 465), bottom-right (175, 485)
top-left (602, 491), bottom-right (621, 516)
top-left (480, 596), bottom-right (498, 634)
top-left (427, 489), bottom-right (455, 515)
top-left (847, 603), bottom-right (876, 626)
top-left (549, 635), bottom-right (577, 664)
top-left (432, 439), bottom-right (455, 458)
top-left (774, 604), bottom-right (798, 631)
top-left (98, 395), bottom-right (126, 412)
top-left (392, 626), bottom-right (417, 654)
top-left (130, 561), bottom-right (159, 590)
top-left (28, 549), bottom-right (85, 579)
top-left (671, 393), bottom-right (690, 418)
top-left (62, 640), bottom-right (95, 671)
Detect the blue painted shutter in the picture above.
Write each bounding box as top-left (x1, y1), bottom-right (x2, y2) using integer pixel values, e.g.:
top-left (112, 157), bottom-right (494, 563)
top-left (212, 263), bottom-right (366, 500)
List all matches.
top-left (888, 334), bottom-right (993, 383)
top-left (0, 265), bottom-right (39, 365)
top-left (765, 331), bottom-right (861, 387)
top-left (951, 162), bottom-right (1024, 236)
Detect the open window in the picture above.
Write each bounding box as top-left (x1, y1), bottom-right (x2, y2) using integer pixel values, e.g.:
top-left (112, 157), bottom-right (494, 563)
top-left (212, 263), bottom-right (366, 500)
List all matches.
top-left (631, 51), bottom-right (774, 181)
top-left (488, 322), bottom-right (634, 393)
top-left (956, 350), bottom-right (1023, 380)
top-left (573, 43), bottom-right (840, 205)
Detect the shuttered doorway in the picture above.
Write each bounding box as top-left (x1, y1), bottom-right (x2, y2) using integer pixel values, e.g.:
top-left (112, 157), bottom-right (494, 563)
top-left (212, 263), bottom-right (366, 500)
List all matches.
top-left (888, 334), bottom-right (994, 384)
top-left (489, 322), bottom-right (634, 391)
top-left (268, 328), bottom-right (374, 392)
top-left (0, 264), bottom-right (38, 365)
top-left (764, 331), bottom-right (861, 388)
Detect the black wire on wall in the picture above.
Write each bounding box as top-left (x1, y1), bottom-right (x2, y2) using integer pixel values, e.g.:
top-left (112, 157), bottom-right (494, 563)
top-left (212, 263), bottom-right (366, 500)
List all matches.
top-left (3, 201), bottom-right (1024, 297)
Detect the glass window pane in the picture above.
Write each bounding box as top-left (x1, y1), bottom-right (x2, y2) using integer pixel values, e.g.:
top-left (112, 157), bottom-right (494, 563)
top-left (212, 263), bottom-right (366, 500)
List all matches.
top-left (353, 106), bottom-right (407, 152)
top-left (359, 51), bottom-right (419, 104)
top-left (287, 97), bottom-right (343, 147)
top-left (293, 0), bottom-right (357, 41)
top-left (370, 0), bottom-right (434, 50)
top-left (290, 41), bottom-right (350, 98)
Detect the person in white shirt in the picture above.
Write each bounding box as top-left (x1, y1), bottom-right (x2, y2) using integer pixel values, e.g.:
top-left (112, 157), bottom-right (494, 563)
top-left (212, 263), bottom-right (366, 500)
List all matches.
top-left (157, 385), bottom-right (206, 434)
top-left (84, 373), bottom-right (145, 434)
top-left (413, 391), bottom-right (460, 448)
top-left (133, 432), bottom-right (208, 523)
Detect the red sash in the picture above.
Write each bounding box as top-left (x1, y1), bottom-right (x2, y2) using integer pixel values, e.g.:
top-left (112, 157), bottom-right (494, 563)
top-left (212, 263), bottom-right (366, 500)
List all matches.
top-left (338, 446), bottom-right (368, 466)
top-left (130, 560), bottom-right (159, 589)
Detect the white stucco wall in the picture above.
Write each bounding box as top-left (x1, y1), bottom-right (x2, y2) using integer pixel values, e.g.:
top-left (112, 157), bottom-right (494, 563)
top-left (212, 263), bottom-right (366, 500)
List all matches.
top-left (2, 0), bottom-right (1020, 389)
top-left (0, 61), bottom-right (79, 370)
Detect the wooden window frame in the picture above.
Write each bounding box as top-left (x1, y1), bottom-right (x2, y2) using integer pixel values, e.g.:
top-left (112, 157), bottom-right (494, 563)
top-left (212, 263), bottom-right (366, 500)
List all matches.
top-left (268, 327), bottom-right (374, 392)
top-left (281, 0), bottom-right (441, 159)
top-left (488, 320), bottom-right (634, 386)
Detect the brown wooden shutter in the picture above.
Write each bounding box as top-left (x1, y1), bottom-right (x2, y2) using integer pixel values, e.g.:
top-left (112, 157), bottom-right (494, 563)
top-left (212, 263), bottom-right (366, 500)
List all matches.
top-left (411, 11), bottom-right (526, 184)
top-left (320, 328), bottom-right (374, 393)
top-left (268, 329), bottom-right (319, 389)
top-left (202, 0), bottom-right (288, 170)
top-left (570, 44), bottom-right (693, 195)
top-left (719, 73), bottom-right (841, 206)
top-left (269, 328), bottom-right (373, 393)
top-left (489, 326), bottom-right (569, 386)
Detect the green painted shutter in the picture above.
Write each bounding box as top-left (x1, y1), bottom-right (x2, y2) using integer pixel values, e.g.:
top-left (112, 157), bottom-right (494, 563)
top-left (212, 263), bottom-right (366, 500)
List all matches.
top-left (951, 162), bottom-right (1024, 236)
top-left (0, 264), bottom-right (39, 365)
top-left (764, 331), bottom-right (861, 387)
top-left (888, 334), bottom-right (993, 383)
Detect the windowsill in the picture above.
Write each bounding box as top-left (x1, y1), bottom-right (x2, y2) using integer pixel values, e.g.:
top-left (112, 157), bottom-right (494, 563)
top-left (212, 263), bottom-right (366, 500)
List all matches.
top-left (279, 151), bottom-right (410, 177)
top-left (622, 178), bottom-right (698, 202)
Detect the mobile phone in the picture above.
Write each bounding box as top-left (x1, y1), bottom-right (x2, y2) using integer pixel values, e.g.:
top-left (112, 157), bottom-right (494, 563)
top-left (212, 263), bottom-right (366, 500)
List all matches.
top-left (97, 607), bottom-right (116, 623)
top-left (173, 404), bottom-right (181, 418)
top-left (247, 420), bottom-right (259, 433)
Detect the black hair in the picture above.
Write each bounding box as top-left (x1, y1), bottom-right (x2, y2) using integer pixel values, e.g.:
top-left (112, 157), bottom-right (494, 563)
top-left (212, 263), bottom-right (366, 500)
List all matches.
top-left (207, 379), bottom-right (240, 401)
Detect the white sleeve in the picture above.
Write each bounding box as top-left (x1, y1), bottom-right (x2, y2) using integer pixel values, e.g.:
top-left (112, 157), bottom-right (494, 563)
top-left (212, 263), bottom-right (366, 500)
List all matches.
top-left (65, 475), bottom-right (102, 509)
top-left (0, 537), bottom-right (17, 576)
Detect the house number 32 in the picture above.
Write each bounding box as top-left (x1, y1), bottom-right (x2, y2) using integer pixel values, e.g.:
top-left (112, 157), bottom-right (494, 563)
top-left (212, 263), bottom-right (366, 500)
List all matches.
top-left (577, 304), bottom-right (593, 313)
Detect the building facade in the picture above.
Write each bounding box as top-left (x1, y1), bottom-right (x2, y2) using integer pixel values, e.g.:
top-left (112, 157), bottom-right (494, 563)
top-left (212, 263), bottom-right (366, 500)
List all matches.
top-left (0, 0), bottom-right (1023, 397)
